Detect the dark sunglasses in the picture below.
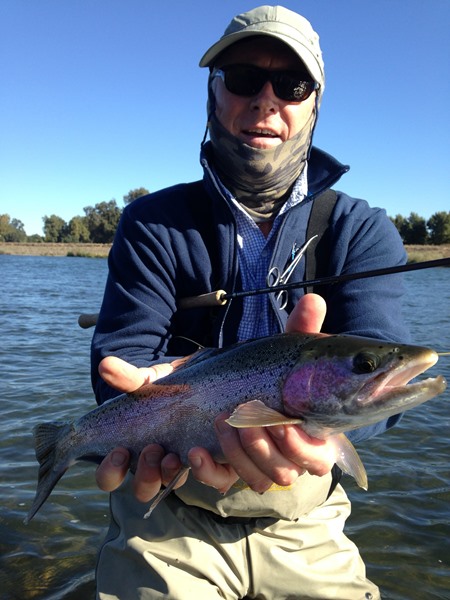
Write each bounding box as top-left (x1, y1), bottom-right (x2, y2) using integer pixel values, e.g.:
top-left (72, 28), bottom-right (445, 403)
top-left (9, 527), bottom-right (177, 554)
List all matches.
top-left (213, 64), bottom-right (319, 102)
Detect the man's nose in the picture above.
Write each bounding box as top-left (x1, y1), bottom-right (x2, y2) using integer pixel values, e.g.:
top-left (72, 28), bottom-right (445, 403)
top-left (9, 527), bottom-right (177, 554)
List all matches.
top-left (249, 81), bottom-right (279, 112)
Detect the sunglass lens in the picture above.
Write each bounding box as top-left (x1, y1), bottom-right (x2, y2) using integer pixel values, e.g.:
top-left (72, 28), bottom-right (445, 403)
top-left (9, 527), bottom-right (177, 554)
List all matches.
top-left (275, 76), bottom-right (313, 102)
top-left (225, 67), bottom-right (265, 96)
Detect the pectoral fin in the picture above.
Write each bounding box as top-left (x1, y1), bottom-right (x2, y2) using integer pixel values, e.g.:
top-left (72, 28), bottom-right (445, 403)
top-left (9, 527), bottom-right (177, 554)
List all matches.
top-left (225, 400), bottom-right (303, 428)
top-left (332, 433), bottom-right (368, 491)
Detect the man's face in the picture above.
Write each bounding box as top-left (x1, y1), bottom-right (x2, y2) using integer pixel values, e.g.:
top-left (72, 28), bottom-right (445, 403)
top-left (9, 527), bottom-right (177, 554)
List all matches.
top-left (212, 37), bottom-right (317, 149)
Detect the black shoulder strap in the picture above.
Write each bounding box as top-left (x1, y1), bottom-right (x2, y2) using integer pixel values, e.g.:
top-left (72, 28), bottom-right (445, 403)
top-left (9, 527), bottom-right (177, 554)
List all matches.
top-left (304, 189), bottom-right (337, 294)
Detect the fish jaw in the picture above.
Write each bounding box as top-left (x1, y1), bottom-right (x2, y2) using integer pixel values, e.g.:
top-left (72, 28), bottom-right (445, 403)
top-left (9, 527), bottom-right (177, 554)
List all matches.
top-left (350, 344), bottom-right (439, 403)
top-left (282, 335), bottom-right (447, 436)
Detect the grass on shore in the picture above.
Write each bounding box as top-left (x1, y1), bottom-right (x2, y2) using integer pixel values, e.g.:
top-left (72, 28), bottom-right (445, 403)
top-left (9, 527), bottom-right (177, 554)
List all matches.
top-left (0, 242), bottom-right (449, 262)
top-left (403, 244), bottom-right (450, 263)
top-left (0, 242), bottom-right (111, 258)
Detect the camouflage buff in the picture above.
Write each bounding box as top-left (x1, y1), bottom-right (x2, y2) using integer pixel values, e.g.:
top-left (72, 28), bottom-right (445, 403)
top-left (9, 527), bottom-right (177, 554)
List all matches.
top-left (207, 104), bottom-right (317, 223)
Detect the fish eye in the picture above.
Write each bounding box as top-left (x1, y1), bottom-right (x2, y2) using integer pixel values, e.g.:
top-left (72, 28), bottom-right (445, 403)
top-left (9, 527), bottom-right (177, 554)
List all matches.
top-left (353, 352), bottom-right (380, 374)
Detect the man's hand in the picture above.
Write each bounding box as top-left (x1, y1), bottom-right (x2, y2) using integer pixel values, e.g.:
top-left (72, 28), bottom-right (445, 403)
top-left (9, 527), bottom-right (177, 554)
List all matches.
top-left (96, 443), bottom-right (188, 503)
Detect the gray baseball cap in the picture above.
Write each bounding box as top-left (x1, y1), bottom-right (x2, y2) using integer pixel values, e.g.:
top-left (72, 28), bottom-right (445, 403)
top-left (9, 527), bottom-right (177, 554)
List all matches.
top-left (199, 5), bottom-right (325, 91)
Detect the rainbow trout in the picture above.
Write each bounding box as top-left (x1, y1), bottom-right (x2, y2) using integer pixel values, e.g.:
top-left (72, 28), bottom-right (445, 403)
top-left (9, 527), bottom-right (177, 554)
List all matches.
top-left (25, 332), bottom-right (446, 523)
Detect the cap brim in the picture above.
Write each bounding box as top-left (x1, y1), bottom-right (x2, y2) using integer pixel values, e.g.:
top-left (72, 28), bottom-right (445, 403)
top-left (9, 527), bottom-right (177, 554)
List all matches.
top-left (199, 30), bottom-right (323, 85)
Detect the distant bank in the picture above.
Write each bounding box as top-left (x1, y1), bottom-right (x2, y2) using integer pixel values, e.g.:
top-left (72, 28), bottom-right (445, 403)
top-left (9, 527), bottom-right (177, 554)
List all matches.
top-left (0, 242), bottom-right (449, 263)
top-left (0, 242), bottom-right (111, 257)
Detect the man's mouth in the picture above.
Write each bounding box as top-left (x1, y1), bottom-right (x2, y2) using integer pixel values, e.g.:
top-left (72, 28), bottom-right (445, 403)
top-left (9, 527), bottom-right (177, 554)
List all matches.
top-left (243, 128), bottom-right (279, 138)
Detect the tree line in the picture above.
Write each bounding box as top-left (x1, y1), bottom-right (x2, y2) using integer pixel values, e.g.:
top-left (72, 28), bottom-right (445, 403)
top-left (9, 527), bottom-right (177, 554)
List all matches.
top-left (1, 189), bottom-right (449, 245)
top-left (390, 212), bottom-right (450, 245)
top-left (0, 188), bottom-right (149, 244)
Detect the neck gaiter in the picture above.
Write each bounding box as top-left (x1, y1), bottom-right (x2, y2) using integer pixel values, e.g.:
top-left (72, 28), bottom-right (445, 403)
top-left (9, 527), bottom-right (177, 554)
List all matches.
top-left (208, 108), bottom-right (316, 222)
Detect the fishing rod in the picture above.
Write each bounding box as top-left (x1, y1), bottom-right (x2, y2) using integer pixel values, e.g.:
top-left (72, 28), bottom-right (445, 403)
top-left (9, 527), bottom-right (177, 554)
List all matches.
top-left (78, 257), bottom-right (450, 327)
top-left (178, 257), bottom-right (450, 309)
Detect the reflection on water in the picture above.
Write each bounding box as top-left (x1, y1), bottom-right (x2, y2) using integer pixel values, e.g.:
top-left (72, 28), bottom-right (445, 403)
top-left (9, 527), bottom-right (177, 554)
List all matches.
top-left (0, 256), bottom-right (449, 599)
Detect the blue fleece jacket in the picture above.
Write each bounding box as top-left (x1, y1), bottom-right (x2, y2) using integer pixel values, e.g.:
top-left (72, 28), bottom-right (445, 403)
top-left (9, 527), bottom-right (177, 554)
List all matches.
top-left (91, 145), bottom-right (409, 443)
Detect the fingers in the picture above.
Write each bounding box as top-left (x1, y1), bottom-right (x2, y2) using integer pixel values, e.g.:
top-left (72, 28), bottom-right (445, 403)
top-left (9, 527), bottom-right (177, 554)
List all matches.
top-left (211, 414), bottom-right (337, 493)
top-left (95, 447), bottom-right (130, 492)
top-left (213, 415), bottom-right (286, 493)
top-left (217, 416), bottom-right (307, 491)
top-left (188, 446), bottom-right (240, 494)
top-left (286, 293), bottom-right (326, 334)
top-left (95, 444), bottom-right (188, 503)
top-left (98, 356), bottom-right (175, 393)
top-left (132, 446), bottom-right (187, 503)
top-left (235, 424), bottom-right (308, 487)
top-left (268, 425), bottom-right (337, 477)
top-left (132, 445), bottom-right (165, 502)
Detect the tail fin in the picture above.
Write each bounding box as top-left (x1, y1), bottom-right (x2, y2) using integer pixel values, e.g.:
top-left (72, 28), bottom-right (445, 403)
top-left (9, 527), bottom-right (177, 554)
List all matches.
top-left (24, 421), bottom-right (73, 524)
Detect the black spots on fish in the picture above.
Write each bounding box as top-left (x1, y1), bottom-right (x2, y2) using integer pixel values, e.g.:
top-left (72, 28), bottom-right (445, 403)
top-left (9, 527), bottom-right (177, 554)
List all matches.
top-left (391, 347), bottom-right (404, 361)
top-left (383, 346), bottom-right (404, 362)
top-left (352, 352), bottom-right (381, 374)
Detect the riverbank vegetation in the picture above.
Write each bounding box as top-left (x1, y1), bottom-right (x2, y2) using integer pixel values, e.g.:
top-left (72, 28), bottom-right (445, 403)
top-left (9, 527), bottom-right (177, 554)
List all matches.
top-left (0, 242), bottom-right (112, 257)
top-left (1, 241), bottom-right (449, 264)
top-left (1, 188), bottom-right (449, 248)
top-left (0, 188), bottom-right (148, 245)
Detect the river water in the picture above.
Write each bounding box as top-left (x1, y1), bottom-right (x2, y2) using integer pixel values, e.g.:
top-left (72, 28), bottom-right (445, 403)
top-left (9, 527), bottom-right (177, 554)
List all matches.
top-left (0, 255), bottom-right (449, 600)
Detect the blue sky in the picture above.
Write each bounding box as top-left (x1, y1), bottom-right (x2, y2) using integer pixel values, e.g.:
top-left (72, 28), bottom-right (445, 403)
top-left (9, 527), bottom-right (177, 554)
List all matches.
top-left (1, 0), bottom-right (449, 236)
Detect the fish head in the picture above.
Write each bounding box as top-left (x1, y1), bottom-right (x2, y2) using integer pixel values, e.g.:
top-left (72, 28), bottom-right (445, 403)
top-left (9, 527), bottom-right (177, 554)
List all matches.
top-left (282, 334), bottom-right (447, 436)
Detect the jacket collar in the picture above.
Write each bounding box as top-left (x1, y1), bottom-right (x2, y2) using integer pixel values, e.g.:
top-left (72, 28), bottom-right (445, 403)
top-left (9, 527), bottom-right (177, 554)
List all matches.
top-left (306, 146), bottom-right (350, 198)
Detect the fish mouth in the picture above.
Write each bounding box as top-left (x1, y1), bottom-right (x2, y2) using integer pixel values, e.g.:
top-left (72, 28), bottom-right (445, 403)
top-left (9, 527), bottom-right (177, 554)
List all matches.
top-left (355, 350), bottom-right (446, 410)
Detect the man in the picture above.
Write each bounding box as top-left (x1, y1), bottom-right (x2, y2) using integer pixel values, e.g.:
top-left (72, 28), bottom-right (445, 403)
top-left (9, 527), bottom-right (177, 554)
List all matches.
top-left (91, 6), bottom-right (408, 599)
